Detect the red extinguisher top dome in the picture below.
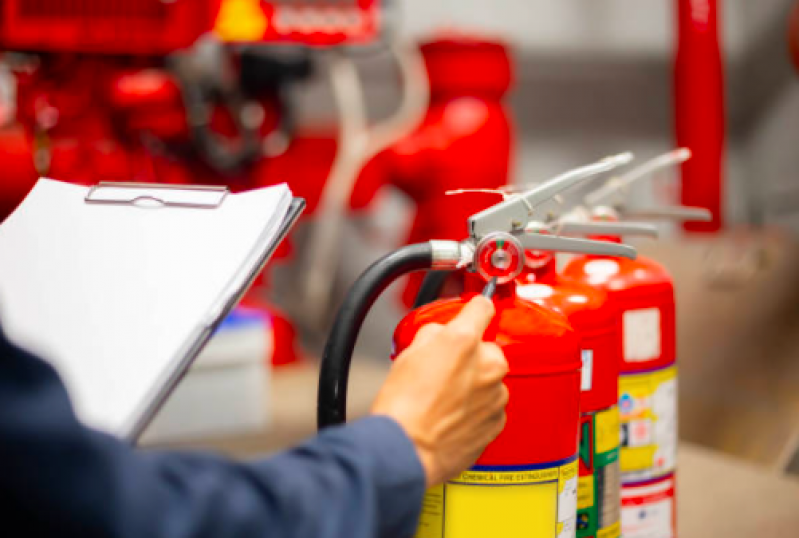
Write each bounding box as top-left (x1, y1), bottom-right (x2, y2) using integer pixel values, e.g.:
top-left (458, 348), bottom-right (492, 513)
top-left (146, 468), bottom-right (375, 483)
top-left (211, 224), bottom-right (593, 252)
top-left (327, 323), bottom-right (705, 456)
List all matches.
top-left (393, 280), bottom-right (582, 467)
top-left (563, 254), bottom-right (676, 373)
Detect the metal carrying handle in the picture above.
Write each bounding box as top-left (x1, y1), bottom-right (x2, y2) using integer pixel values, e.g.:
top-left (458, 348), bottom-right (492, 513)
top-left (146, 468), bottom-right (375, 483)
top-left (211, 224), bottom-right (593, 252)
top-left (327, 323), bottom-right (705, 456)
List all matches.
top-left (585, 148), bottom-right (691, 207)
top-left (552, 220), bottom-right (659, 238)
top-left (467, 152), bottom-right (634, 239)
top-left (623, 206), bottom-right (712, 222)
top-left (518, 233), bottom-right (637, 260)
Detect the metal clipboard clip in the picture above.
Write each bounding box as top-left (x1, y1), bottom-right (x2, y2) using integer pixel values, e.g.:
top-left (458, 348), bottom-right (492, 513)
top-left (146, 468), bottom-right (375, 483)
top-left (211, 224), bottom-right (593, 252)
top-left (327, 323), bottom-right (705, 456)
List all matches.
top-left (85, 182), bottom-right (229, 209)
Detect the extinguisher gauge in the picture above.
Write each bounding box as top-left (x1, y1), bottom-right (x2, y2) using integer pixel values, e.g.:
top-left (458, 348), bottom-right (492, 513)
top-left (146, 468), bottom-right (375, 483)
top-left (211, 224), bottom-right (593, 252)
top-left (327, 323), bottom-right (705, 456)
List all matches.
top-left (474, 232), bottom-right (525, 284)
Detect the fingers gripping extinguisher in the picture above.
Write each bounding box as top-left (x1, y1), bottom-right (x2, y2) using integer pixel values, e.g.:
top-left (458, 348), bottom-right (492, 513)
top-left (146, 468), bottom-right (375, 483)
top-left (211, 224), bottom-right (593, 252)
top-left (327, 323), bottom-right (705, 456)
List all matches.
top-left (318, 154), bottom-right (638, 538)
top-left (563, 150), bottom-right (712, 538)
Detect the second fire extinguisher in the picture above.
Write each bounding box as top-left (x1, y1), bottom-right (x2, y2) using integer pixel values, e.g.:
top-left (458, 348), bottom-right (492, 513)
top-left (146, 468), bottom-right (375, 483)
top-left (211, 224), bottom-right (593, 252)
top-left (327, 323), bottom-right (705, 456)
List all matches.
top-left (563, 149), bottom-right (712, 538)
top-left (318, 154), bottom-right (637, 537)
top-left (516, 220), bottom-right (658, 538)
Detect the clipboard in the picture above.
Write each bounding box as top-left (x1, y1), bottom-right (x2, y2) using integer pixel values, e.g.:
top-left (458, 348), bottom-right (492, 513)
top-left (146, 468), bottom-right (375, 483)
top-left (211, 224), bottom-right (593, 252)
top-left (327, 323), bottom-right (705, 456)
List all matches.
top-left (0, 179), bottom-right (305, 443)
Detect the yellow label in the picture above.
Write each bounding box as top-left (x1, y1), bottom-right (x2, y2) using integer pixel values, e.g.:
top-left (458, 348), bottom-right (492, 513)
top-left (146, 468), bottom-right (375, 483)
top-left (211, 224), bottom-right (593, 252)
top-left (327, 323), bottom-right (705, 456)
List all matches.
top-left (577, 475), bottom-right (594, 510)
top-left (620, 446), bottom-right (658, 472)
top-left (618, 366), bottom-right (678, 479)
top-left (415, 457), bottom-right (578, 538)
top-left (214, 0), bottom-right (269, 42)
top-left (595, 406), bottom-right (620, 455)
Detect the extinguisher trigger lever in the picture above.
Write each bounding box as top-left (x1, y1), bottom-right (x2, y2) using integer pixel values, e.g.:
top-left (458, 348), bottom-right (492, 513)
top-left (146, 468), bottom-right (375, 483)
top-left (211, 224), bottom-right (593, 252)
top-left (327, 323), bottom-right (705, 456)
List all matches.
top-left (518, 233), bottom-right (637, 260)
top-left (585, 148), bottom-right (691, 207)
top-left (468, 152), bottom-right (633, 239)
top-left (622, 206), bottom-right (713, 222)
top-left (552, 220), bottom-right (659, 239)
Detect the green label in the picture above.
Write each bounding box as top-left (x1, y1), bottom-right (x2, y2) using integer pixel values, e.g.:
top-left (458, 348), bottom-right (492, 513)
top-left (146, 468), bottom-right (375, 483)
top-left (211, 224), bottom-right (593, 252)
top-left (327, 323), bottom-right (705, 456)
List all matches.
top-left (577, 407), bottom-right (621, 538)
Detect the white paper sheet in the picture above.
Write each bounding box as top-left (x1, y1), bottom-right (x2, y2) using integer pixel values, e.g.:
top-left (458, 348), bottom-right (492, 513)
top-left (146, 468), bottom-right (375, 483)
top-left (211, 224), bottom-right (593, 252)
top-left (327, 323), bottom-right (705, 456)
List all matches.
top-left (0, 179), bottom-right (293, 438)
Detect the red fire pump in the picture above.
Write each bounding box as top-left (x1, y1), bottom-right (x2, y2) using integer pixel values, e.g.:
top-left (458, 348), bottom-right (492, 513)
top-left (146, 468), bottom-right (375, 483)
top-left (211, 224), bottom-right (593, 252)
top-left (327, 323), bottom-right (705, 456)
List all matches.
top-left (562, 150), bottom-right (712, 538)
top-left (317, 154), bottom-right (637, 537)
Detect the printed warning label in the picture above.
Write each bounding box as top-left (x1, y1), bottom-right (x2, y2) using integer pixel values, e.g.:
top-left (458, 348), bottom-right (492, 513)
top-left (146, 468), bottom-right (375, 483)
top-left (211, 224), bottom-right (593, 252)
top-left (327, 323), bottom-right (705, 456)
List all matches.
top-left (415, 457), bottom-right (579, 538)
top-left (619, 366), bottom-right (677, 481)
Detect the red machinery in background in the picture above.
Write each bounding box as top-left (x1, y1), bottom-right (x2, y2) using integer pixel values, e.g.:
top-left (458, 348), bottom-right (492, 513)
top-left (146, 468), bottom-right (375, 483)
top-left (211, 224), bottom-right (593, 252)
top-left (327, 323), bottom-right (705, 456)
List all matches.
top-left (0, 0), bottom-right (388, 365)
top-left (0, 0), bottom-right (382, 208)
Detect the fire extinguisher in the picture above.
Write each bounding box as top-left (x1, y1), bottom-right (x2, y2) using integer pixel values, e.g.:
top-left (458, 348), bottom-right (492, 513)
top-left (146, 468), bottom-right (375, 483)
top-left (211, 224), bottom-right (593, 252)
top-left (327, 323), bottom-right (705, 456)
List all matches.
top-left (413, 218), bottom-right (658, 538)
top-left (318, 154), bottom-right (637, 537)
top-left (515, 220), bottom-right (658, 538)
top-left (562, 150), bottom-right (712, 538)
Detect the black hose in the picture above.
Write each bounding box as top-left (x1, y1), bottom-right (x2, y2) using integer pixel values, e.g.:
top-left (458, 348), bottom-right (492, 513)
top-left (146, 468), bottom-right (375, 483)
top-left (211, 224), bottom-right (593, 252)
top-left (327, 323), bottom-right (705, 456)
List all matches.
top-left (412, 270), bottom-right (451, 308)
top-left (318, 243), bottom-right (434, 429)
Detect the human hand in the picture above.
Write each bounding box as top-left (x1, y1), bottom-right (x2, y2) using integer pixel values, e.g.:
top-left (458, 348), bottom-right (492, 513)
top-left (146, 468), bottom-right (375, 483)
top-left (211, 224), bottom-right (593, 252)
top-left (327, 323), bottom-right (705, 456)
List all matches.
top-left (371, 296), bottom-right (509, 487)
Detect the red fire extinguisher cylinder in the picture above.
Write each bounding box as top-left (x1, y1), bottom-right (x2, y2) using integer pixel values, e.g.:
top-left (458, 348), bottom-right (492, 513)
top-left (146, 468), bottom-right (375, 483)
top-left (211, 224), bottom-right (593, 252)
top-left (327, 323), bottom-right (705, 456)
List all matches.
top-left (517, 249), bottom-right (622, 538)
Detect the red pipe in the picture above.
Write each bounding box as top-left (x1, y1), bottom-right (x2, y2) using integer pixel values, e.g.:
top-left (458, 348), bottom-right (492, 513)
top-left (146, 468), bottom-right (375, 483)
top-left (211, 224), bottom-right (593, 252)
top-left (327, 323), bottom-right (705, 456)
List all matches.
top-left (790, 1), bottom-right (799, 73)
top-left (674, 0), bottom-right (726, 232)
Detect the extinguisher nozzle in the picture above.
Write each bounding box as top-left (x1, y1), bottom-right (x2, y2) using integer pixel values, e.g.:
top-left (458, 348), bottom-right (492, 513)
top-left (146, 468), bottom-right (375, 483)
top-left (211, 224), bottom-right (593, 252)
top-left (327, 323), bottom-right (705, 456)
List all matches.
top-left (482, 277), bottom-right (499, 299)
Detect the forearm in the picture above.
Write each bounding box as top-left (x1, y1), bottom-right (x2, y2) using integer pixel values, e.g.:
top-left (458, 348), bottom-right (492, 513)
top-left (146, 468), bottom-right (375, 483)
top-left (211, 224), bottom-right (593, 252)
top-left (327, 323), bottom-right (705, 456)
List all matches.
top-left (0, 331), bottom-right (425, 538)
top-left (124, 417), bottom-right (425, 538)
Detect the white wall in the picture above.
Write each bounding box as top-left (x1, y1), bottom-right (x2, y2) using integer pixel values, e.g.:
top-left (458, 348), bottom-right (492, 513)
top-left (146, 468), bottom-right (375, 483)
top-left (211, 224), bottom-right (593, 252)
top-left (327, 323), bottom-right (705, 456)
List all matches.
top-left (399, 0), bottom-right (791, 61)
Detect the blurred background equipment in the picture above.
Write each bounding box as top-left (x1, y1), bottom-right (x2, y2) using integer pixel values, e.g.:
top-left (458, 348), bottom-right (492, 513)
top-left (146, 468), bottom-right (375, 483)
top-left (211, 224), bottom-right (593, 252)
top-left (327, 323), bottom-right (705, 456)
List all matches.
top-left (0, 1), bottom-right (798, 535)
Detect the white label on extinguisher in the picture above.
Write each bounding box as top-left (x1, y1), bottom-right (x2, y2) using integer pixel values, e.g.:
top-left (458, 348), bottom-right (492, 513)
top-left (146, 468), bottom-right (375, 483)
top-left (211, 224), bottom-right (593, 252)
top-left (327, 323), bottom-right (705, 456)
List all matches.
top-left (622, 308), bottom-right (662, 362)
top-left (580, 349), bottom-right (594, 391)
top-left (620, 477), bottom-right (675, 538)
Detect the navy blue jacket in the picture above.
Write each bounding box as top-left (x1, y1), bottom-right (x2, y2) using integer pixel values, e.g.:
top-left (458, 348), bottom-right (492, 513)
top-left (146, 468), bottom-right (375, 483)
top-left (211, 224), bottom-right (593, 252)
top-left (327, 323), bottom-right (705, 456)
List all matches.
top-left (0, 326), bottom-right (425, 538)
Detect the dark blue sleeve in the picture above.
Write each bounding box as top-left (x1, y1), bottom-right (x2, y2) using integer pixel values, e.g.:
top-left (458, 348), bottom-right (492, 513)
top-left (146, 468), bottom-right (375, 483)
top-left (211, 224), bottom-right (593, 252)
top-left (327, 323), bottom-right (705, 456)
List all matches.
top-left (0, 328), bottom-right (425, 538)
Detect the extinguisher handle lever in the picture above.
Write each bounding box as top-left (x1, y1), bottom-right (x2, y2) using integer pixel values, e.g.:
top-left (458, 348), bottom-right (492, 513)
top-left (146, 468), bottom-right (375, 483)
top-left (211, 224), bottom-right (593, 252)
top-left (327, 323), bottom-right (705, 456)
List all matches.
top-left (552, 220), bottom-right (660, 239)
top-left (621, 206), bottom-right (713, 222)
top-left (518, 233), bottom-right (637, 260)
top-left (585, 148), bottom-right (691, 207)
top-left (468, 153), bottom-right (633, 239)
